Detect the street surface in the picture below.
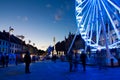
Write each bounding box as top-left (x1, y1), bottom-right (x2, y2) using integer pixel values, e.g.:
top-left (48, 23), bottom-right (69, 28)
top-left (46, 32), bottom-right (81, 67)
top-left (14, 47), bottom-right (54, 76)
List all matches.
top-left (0, 60), bottom-right (120, 80)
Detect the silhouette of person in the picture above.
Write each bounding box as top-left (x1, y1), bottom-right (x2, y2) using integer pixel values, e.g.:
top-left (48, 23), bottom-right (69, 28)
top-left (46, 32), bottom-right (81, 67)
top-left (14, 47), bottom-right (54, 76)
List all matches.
top-left (80, 51), bottom-right (87, 71)
top-left (5, 54), bottom-right (9, 67)
top-left (52, 54), bottom-right (57, 63)
top-left (73, 52), bottom-right (79, 71)
top-left (1, 54), bottom-right (5, 68)
top-left (16, 54), bottom-right (18, 65)
top-left (96, 49), bottom-right (107, 70)
top-left (97, 49), bottom-right (102, 69)
top-left (24, 51), bottom-right (31, 73)
top-left (68, 50), bottom-right (74, 72)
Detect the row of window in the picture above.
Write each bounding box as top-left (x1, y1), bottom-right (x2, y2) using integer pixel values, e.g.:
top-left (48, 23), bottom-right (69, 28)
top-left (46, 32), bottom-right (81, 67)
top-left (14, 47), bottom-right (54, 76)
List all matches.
top-left (0, 40), bottom-right (21, 48)
top-left (0, 39), bottom-right (22, 54)
top-left (0, 47), bottom-right (21, 54)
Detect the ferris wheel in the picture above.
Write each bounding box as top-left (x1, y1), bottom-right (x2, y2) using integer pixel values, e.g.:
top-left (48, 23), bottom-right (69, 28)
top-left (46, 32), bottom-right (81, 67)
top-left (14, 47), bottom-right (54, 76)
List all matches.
top-left (75, 0), bottom-right (120, 49)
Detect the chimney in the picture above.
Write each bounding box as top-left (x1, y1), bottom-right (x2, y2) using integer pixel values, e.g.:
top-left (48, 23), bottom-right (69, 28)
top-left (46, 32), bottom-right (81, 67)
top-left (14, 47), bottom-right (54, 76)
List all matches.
top-left (3, 30), bottom-right (6, 33)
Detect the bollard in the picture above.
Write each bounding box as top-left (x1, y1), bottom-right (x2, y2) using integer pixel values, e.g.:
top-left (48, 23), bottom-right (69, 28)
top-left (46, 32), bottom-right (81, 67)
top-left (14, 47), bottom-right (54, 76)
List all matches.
top-left (111, 58), bottom-right (114, 67)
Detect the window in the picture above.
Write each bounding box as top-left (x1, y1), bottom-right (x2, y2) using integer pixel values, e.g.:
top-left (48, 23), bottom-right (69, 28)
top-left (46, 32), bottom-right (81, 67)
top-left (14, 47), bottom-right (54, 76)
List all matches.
top-left (5, 42), bottom-right (7, 46)
top-left (2, 48), bottom-right (4, 52)
top-left (2, 42), bottom-right (4, 45)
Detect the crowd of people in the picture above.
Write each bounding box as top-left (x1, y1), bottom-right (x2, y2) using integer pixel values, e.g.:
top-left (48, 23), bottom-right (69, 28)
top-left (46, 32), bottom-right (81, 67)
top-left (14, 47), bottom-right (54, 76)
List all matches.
top-left (0, 51), bottom-right (32, 74)
top-left (96, 49), bottom-right (107, 69)
top-left (0, 54), bottom-right (9, 68)
top-left (67, 49), bottom-right (109, 72)
top-left (67, 50), bottom-right (87, 72)
top-left (0, 49), bottom-right (110, 74)
top-left (0, 53), bottom-right (20, 67)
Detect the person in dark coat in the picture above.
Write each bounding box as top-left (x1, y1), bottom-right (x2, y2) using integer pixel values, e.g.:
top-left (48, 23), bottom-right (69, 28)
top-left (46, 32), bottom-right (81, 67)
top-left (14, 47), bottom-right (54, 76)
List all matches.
top-left (80, 51), bottom-right (87, 71)
top-left (68, 50), bottom-right (74, 72)
top-left (96, 49), bottom-right (107, 70)
top-left (52, 54), bottom-right (57, 63)
top-left (1, 54), bottom-right (5, 68)
top-left (73, 52), bottom-right (79, 71)
top-left (24, 51), bottom-right (31, 73)
top-left (15, 55), bottom-right (18, 65)
top-left (5, 54), bottom-right (9, 67)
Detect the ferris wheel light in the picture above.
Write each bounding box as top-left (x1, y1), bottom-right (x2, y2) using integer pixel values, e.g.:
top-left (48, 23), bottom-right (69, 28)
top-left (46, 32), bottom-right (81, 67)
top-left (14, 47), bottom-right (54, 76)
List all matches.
top-left (76, 16), bottom-right (82, 20)
top-left (76, 7), bottom-right (82, 13)
top-left (81, 31), bottom-right (86, 34)
top-left (75, 0), bottom-right (120, 49)
top-left (81, 35), bottom-right (86, 39)
top-left (87, 39), bottom-right (91, 41)
top-left (81, 24), bottom-right (84, 28)
top-left (76, 0), bottom-right (82, 3)
top-left (79, 27), bottom-right (83, 30)
top-left (97, 46), bottom-right (101, 51)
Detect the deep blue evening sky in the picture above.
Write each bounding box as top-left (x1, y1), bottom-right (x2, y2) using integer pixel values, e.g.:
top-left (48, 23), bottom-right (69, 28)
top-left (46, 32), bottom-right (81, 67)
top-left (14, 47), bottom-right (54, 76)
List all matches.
top-left (0, 0), bottom-right (77, 50)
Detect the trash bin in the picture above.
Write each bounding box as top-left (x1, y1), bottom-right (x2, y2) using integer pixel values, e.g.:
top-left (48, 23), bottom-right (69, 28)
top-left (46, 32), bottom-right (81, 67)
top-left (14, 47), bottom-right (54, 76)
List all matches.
top-left (111, 58), bottom-right (114, 67)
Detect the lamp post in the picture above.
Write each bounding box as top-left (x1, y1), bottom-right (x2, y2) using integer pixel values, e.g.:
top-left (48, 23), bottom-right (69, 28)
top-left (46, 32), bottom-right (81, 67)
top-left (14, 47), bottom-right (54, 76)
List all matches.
top-left (53, 37), bottom-right (57, 55)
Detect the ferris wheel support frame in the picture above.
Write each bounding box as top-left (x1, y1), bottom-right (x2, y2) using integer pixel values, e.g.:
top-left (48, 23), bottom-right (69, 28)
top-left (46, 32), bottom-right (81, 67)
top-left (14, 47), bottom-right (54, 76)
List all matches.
top-left (98, 0), bottom-right (118, 66)
top-left (67, 28), bottom-right (79, 54)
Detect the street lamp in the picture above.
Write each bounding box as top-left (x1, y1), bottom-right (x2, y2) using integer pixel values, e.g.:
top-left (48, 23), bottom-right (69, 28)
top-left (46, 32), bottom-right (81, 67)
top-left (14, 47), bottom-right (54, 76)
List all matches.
top-left (53, 37), bottom-right (57, 55)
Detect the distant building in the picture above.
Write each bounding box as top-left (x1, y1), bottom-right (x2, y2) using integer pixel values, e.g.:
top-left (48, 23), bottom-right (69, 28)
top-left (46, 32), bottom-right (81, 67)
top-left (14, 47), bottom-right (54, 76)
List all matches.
top-left (0, 30), bottom-right (27, 55)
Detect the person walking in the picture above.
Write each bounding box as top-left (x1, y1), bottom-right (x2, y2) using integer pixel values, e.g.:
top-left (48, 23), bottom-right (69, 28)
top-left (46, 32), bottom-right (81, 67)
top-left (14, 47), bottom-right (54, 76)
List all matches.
top-left (52, 54), bottom-right (57, 63)
top-left (73, 51), bottom-right (79, 71)
top-left (97, 49), bottom-right (107, 70)
top-left (80, 51), bottom-right (87, 71)
top-left (5, 54), bottom-right (9, 67)
top-left (15, 54), bottom-right (18, 65)
top-left (1, 54), bottom-right (5, 68)
top-left (68, 50), bottom-right (74, 72)
top-left (24, 51), bottom-right (31, 73)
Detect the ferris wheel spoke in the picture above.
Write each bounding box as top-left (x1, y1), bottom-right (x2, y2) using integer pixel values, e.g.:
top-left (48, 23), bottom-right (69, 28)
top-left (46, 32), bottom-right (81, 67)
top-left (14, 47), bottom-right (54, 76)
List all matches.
top-left (110, 40), bottom-right (120, 48)
top-left (81, 1), bottom-right (93, 34)
top-left (96, 4), bottom-right (100, 45)
top-left (89, 5), bottom-right (96, 45)
top-left (76, 0), bottom-right (87, 8)
top-left (101, 0), bottom-right (120, 47)
top-left (107, 0), bottom-right (120, 13)
top-left (76, 1), bottom-right (93, 40)
top-left (76, 0), bottom-right (89, 16)
top-left (104, 0), bottom-right (120, 23)
top-left (100, 0), bottom-right (120, 40)
top-left (75, 0), bottom-right (120, 49)
top-left (82, 4), bottom-right (92, 27)
top-left (76, 0), bottom-right (91, 22)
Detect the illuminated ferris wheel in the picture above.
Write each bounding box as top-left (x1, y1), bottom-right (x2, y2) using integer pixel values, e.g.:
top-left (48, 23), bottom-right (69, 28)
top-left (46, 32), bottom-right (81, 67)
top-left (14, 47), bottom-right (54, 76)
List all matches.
top-left (75, 0), bottom-right (120, 49)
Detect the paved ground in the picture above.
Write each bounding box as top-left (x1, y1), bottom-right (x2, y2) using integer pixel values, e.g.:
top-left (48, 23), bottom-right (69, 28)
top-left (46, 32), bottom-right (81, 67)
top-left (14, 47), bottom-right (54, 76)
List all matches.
top-left (0, 60), bottom-right (120, 80)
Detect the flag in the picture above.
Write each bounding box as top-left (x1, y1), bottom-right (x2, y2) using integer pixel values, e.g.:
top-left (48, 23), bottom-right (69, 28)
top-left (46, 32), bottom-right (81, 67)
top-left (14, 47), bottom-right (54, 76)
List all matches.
top-left (33, 43), bottom-right (35, 46)
top-left (28, 40), bottom-right (31, 43)
top-left (9, 27), bottom-right (14, 32)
